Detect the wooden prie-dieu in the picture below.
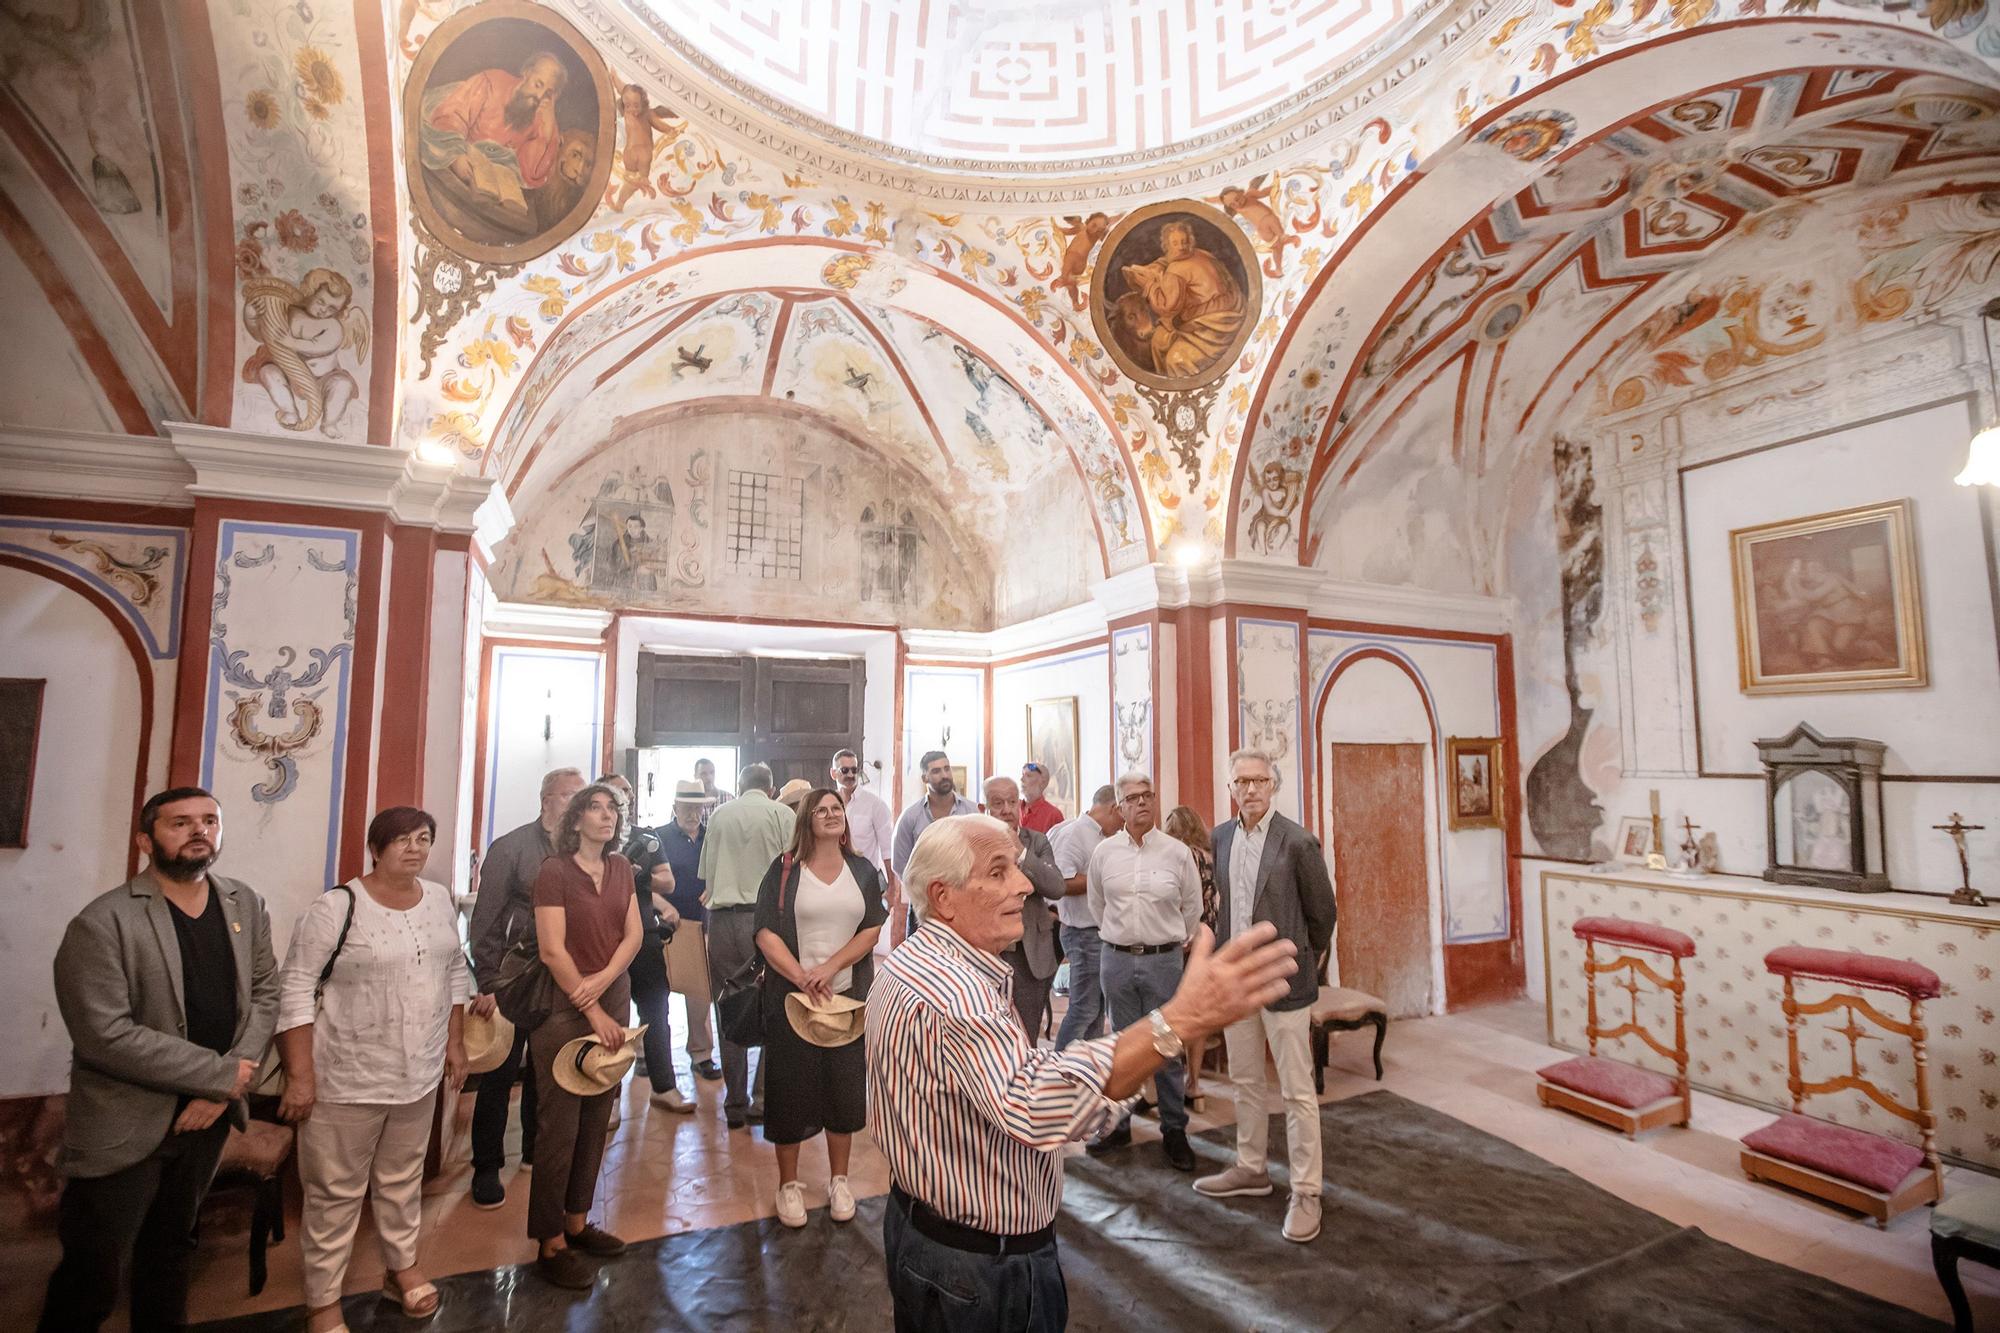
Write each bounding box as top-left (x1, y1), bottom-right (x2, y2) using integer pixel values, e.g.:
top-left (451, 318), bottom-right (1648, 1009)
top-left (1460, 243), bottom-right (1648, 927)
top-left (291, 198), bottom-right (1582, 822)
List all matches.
top-left (1536, 916), bottom-right (1695, 1137)
top-left (1739, 946), bottom-right (1945, 1227)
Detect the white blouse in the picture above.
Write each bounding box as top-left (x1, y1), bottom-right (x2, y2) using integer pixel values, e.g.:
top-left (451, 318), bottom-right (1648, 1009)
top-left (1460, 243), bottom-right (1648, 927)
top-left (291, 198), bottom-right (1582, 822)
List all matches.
top-left (795, 862), bottom-right (867, 996)
top-left (276, 878), bottom-right (471, 1105)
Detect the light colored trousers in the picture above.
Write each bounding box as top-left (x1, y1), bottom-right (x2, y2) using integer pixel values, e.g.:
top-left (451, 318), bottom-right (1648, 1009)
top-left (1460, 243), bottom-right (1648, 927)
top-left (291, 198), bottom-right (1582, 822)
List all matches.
top-left (1223, 1005), bottom-right (1322, 1197)
top-left (297, 1089), bottom-right (438, 1308)
top-left (668, 920), bottom-right (714, 1062)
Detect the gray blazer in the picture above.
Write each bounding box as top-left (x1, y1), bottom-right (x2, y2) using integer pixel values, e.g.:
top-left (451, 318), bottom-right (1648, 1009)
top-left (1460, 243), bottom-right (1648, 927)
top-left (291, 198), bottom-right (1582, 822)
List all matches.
top-left (1013, 827), bottom-right (1067, 981)
top-left (53, 872), bottom-right (279, 1178)
top-left (1211, 813), bottom-right (1336, 1013)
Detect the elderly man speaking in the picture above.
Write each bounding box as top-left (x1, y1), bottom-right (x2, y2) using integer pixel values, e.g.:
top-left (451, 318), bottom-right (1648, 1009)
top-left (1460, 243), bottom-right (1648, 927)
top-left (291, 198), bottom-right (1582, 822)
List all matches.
top-left (868, 814), bottom-right (1299, 1331)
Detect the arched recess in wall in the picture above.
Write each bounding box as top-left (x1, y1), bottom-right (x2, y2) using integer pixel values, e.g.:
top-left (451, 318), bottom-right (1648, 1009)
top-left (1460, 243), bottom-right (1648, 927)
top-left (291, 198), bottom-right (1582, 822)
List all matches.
top-left (0, 559), bottom-right (150, 1097)
top-left (1314, 648), bottom-right (1444, 1018)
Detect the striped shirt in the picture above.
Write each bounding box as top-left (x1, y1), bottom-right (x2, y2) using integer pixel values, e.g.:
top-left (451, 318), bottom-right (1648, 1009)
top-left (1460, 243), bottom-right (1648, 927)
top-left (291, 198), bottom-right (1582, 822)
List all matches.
top-left (866, 920), bottom-right (1134, 1234)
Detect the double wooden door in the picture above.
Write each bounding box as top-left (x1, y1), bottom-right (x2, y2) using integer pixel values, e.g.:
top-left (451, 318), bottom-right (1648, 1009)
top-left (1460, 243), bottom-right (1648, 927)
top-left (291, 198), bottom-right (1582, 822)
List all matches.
top-left (635, 653), bottom-right (865, 789)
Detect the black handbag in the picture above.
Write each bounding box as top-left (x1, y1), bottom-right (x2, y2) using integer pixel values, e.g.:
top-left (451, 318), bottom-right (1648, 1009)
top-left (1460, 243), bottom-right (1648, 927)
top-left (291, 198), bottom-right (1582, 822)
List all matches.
top-left (714, 855), bottom-right (790, 1045)
top-left (492, 934), bottom-right (557, 1032)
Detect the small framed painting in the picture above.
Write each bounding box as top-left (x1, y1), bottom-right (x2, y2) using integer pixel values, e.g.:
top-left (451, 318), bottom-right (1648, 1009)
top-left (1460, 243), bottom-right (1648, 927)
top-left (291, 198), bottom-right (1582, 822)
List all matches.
top-left (1613, 815), bottom-right (1653, 865)
top-left (1025, 697), bottom-right (1081, 815)
top-left (1446, 736), bottom-right (1504, 831)
top-left (1729, 499), bottom-right (1926, 695)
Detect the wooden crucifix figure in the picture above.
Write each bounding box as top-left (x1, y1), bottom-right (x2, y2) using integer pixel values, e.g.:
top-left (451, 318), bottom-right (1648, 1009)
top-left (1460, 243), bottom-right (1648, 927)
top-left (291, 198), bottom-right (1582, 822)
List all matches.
top-left (1932, 812), bottom-right (1988, 908)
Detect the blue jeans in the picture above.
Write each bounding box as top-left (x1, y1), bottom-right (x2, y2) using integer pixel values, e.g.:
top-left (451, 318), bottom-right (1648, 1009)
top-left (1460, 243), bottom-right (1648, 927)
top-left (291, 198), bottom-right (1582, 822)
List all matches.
top-left (884, 1191), bottom-right (1066, 1333)
top-left (1053, 926), bottom-right (1106, 1050)
top-left (1100, 946), bottom-right (1186, 1133)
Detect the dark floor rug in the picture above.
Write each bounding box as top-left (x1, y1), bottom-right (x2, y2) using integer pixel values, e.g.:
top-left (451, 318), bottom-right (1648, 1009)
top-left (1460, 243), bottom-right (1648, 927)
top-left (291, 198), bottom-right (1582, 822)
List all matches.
top-left (194, 1090), bottom-right (1942, 1332)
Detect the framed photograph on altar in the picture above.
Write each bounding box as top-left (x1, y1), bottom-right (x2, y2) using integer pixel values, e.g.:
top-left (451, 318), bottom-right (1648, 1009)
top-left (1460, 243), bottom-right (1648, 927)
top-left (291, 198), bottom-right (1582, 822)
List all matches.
top-left (1729, 499), bottom-right (1926, 695)
top-left (1446, 736), bottom-right (1504, 831)
top-left (1613, 815), bottom-right (1652, 865)
top-left (1025, 697), bottom-right (1080, 815)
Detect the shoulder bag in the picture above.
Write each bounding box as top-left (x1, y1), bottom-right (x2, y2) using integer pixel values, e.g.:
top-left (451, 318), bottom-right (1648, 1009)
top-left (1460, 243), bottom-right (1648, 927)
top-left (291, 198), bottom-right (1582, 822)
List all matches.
top-left (253, 884), bottom-right (356, 1096)
top-left (715, 854), bottom-right (791, 1046)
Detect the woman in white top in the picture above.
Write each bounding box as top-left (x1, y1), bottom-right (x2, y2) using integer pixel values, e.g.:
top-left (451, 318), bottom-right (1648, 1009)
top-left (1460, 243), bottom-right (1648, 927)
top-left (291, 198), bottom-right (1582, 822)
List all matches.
top-left (753, 788), bottom-right (887, 1228)
top-left (275, 807), bottom-right (470, 1330)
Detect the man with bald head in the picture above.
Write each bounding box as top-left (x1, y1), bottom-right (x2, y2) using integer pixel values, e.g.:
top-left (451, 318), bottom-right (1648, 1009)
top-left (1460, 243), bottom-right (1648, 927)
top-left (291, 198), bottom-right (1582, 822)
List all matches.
top-left (981, 775), bottom-right (1066, 1042)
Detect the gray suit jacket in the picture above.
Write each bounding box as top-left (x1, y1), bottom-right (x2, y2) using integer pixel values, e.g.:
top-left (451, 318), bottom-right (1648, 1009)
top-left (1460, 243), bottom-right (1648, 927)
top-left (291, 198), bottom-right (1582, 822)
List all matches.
top-left (1012, 827), bottom-right (1067, 981)
top-left (53, 872), bottom-right (279, 1178)
top-left (1211, 813), bottom-right (1336, 1012)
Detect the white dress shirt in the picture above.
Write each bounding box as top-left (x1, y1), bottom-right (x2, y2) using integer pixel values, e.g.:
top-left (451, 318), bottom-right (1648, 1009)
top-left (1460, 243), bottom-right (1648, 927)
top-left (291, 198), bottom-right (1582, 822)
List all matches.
top-left (1048, 814), bottom-right (1106, 929)
top-left (276, 879), bottom-right (472, 1105)
top-left (842, 784), bottom-right (896, 878)
top-left (1229, 815), bottom-right (1270, 943)
top-left (1086, 828), bottom-right (1202, 948)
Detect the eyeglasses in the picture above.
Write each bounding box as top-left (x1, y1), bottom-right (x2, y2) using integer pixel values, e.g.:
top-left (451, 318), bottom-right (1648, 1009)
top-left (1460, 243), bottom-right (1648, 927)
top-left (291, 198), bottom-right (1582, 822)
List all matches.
top-left (1232, 776), bottom-right (1274, 789)
top-left (1118, 791), bottom-right (1157, 805)
top-left (836, 766), bottom-right (858, 776)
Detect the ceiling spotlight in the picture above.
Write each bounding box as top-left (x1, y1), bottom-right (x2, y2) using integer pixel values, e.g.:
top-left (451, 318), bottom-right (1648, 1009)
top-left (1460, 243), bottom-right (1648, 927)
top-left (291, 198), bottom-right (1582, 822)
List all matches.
top-left (1172, 539), bottom-right (1208, 568)
top-left (415, 438), bottom-right (457, 466)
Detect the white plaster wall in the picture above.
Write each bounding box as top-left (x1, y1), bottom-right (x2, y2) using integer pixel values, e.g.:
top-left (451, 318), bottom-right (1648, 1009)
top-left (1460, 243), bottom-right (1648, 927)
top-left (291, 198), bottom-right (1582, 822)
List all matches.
top-left (0, 241), bottom-right (123, 433)
top-left (902, 665), bottom-right (983, 809)
top-left (421, 549), bottom-right (471, 886)
top-left (991, 645), bottom-right (1111, 821)
top-left (0, 567), bottom-right (143, 1096)
top-left (482, 647), bottom-right (604, 847)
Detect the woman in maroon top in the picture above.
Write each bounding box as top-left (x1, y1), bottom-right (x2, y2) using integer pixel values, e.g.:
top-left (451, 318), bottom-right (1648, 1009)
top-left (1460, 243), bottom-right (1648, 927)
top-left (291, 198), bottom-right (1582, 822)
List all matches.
top-left (528, 783), bottom-right (643, 1289)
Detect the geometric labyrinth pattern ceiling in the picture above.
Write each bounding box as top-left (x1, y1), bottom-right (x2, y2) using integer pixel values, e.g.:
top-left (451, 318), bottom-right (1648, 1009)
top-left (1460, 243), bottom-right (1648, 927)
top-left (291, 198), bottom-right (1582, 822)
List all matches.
top-left (626, 0), bottom-right (1434, 162)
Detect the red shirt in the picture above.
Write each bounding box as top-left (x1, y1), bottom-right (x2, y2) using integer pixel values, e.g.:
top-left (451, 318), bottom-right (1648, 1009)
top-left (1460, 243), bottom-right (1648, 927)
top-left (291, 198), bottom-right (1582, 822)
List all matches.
top-left (1020, 797), bottom-right (1065, 835)
top-left (533, 853), bottom-right (635, 975)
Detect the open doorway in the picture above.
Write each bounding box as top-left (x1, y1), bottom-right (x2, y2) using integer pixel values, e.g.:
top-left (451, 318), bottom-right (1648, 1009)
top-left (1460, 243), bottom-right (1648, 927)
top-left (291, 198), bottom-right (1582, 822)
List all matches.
top-left (631, 745), bottom-right (738, 826)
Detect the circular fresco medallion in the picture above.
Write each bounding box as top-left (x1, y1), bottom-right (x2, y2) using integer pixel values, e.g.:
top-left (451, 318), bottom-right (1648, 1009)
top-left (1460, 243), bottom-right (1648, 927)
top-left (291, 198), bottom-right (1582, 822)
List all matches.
top-left (403, 0), bottom-right (616, 265)
top-left (1470, 290), bottom-right (1533, 345)
top-left (1088, 200), bottom-right (1262, 392)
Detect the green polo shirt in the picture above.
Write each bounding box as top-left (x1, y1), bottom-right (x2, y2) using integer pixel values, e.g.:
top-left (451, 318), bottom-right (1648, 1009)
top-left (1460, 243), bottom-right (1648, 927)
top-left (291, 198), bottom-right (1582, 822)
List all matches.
top-left (697, 788), bottom-right (796, 908)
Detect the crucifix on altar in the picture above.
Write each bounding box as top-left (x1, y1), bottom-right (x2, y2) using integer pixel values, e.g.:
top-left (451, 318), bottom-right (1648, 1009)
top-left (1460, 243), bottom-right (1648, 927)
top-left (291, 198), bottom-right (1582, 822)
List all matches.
top-left (1933, 813), bottom-right (1989, 908)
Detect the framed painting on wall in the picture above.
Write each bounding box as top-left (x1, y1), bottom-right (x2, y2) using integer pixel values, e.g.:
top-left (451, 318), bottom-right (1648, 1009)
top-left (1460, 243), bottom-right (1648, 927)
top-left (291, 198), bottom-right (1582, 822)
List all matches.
top-left (1729, 499), bottom-right (1926, 695)
top-left (1446, 736), bottom-right (1504, 831)
top-left (0, 678), bottom-right (46, 848)
top-left (1613, 815), bottom-right (1653, 865)
top-left (1025, 697), bottom-right (1080, 816)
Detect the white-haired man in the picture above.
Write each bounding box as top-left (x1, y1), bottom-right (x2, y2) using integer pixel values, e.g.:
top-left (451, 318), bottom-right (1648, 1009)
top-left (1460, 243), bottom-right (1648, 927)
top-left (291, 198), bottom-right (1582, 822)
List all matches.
top-left (869, 815), bottom-right (1297, 1332)
top-left (981, 775), bottom-right (1066, 1041)
top-left (1194, 748), bottom-right (1337, 1243)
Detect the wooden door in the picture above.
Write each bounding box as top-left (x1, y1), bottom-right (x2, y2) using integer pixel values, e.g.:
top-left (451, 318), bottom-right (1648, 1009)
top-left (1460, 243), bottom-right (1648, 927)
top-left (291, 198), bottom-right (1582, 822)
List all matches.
top-left (1328, 742), bottom-right (1432, 1018)
top-left (634, 653), bottom-right (865, 789)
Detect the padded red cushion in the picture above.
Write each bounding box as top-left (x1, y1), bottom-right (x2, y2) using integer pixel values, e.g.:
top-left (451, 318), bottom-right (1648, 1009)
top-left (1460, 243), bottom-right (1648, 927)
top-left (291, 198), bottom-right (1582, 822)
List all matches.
top-left (1573, 916), bottom-right (1695, 959)
top-left (1763, 946), bottom-right (1940, 1000)
top-left (1741, 1112), bottom-right (1926, 1195)
top-left (1537, 1055), bottom-right (1680, 1110)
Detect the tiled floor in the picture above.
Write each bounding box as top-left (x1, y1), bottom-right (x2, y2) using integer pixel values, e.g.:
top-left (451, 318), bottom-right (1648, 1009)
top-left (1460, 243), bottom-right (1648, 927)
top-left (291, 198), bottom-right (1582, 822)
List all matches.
top-left (8, 997), bottom-right (1998, 1327)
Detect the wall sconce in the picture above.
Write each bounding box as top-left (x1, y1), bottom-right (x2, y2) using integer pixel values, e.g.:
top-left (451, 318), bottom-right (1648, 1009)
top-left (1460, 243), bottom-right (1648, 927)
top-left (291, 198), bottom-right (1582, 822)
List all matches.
top-left (1960, 296), bottom-right (2000, 487)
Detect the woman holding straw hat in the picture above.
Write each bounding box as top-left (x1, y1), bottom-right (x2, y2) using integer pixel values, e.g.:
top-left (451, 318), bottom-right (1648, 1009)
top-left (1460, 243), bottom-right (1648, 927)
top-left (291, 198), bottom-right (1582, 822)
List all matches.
top-left (274, 806), bottom-right (469, 1330)
top-left (754, 787), bottom-right (887, 1228)
top-left (527, 782), bottom-right (645, 1290)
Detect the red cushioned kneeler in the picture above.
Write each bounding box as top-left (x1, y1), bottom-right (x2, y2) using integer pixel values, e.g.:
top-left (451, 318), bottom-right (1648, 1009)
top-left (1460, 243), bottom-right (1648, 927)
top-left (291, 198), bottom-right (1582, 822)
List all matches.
top-left (1536, 917), bottom-right (1693, 1138)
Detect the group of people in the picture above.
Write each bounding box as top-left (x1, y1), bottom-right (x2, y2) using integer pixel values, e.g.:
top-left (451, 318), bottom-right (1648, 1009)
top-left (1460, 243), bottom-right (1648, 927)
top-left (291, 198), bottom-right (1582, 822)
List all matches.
top-left (40, 741), bottom-right (1334, 1333)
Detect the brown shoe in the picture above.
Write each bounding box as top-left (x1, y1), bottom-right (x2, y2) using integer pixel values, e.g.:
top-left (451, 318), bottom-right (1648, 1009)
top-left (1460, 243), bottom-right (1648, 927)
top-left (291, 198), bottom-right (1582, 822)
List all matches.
top-left (535, 1248), bottom-right (595, 1290)
top-left (565, 1222), bottom-right (627, 1257)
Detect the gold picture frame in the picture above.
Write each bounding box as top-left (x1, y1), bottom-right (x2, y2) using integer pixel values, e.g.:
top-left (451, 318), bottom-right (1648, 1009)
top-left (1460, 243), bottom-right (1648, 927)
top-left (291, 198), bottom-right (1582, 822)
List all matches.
top-left (1729, 499), bottom-right (1926, 695)
top-left (1025, 697), bottom-right (1081, 816)
top-left (1446, 736), bottom-right (1504, 831)
top-left (1088, 200), bottom-right (1261, 392)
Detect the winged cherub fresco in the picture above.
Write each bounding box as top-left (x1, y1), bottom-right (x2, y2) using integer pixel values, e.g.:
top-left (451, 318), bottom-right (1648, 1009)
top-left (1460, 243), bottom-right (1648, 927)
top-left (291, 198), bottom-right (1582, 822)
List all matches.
top-left (240, 268), bottom-right (370, 436)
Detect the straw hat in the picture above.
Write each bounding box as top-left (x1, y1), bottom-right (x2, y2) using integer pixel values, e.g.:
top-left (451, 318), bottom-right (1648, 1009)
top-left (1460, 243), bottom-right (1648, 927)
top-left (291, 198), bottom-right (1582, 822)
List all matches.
top-left (784, 992), bottom-right (866, 1048)
top-left (777, 778), bottom-right (815, 810)
top-left (671, 779), bottom-right (716, 805)
top-left (551, 1024), bottom-right (649, 1096)
top-left (463, 1007), bottom-right (517, 1075)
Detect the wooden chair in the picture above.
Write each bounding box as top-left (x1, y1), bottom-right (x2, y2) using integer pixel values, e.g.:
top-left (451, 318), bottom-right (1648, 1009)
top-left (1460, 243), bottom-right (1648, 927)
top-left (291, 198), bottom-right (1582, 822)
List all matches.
top-left (208, 1119), bottom-right (295, 1294)
top-left (1932, 1183), bottom-right (2000, 1333)
top-left (1739, 945), bottom-right (1944, 1228)
top-left (1536, 915), bottom-right (1694, 1137)
top-left (1309, 986), bottom-right (1388, 1091)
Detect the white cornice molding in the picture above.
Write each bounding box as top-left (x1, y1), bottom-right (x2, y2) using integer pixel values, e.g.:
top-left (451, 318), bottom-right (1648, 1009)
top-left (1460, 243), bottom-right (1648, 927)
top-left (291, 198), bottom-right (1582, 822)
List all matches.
top-left (901, 598), bottom-right (1111, 664)
top-left (0, 426), bottom-right (195, 506)
top-left (1310, 577), bottom-right (1514, 635)
top-left (564, 0), bottom-right (1500, 203)
top-left (484, 599), bottom-right (614, 645)
top-left (1095, 557), bottom-right (1514, 632)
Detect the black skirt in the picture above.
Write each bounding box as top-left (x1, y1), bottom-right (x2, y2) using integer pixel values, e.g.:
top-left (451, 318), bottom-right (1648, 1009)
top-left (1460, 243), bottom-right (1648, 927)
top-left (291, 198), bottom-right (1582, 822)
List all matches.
top-left (759, 985), bottom-right (867, 1145)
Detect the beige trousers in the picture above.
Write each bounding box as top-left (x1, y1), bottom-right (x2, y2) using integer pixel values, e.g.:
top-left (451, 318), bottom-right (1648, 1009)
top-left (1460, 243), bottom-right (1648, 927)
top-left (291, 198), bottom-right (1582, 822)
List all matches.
top-left (297, 1088), bottom-right (438, 1309)
top-left (1222, 1005), bottom-right (1321, 1197)
top-left (667, 920), bottom-right (714, 1062)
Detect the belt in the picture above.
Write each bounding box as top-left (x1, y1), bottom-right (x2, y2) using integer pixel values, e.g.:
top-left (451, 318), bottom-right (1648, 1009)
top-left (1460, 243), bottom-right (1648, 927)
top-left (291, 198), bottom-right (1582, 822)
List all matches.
top-left (708, 903), bottom-right (755, 912)
top-left (1104, 941), bottom-right (1178, 955)
top-left (891, 1186), bottom-right (1054, 1257)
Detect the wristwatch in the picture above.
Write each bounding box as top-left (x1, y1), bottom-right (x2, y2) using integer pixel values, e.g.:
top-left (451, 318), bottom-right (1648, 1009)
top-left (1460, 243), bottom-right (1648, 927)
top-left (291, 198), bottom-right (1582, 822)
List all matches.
top-left (1146, 1008), bottom-right (1185, 1060)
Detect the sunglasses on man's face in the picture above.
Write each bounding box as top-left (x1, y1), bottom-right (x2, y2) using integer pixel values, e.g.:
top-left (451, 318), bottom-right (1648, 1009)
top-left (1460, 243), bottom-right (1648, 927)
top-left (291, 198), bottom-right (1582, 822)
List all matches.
top-left (836, 766), bottom-right (858, 775)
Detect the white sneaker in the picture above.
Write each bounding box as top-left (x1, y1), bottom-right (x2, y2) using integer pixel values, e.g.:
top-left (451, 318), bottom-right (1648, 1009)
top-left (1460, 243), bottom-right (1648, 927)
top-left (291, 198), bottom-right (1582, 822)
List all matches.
top-left (829, 1175), bottom-right (855, 1223)
top-left (776, 1181), bottom-right (808, 1228)
top-left (1283, 1191), bottom-right (1322, 1244)
top-left (606, 1097), bottom-right (623, 1130)
top-left (1193, 1163), bottom-right (1273, 1198)
top-left (650, 1087), bottom-right (696, 1114)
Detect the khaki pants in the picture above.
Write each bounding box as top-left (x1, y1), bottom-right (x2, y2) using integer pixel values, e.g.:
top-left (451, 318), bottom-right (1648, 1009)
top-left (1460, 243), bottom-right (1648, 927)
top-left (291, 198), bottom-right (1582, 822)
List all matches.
top-left (667, 920), bottom-right (714, 1063)
top-left (297, 1089), bottom-right (438, 1309)
top-left (1222, 1005), bottom-right (1321, 1197)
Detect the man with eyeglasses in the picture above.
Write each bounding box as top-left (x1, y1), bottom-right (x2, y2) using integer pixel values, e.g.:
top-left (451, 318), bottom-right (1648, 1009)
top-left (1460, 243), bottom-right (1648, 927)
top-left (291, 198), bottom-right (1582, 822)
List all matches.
top-left (1083, 770), bottom-right (1203, 1171)
top-left (831, 748), bottom-right (896, 923)
top-left (1193, 748), bottom-right (1336, 1243)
